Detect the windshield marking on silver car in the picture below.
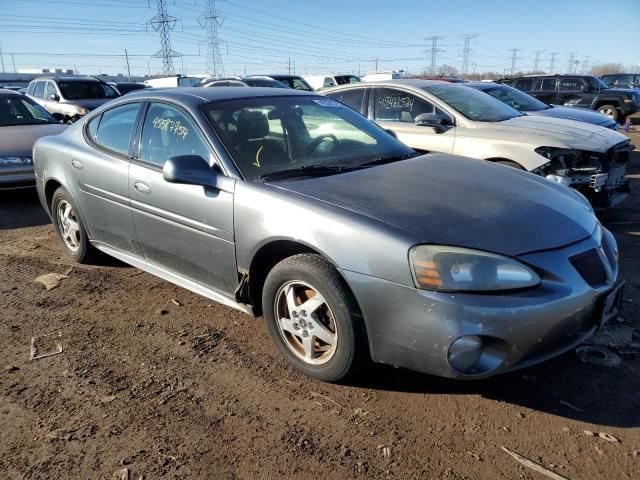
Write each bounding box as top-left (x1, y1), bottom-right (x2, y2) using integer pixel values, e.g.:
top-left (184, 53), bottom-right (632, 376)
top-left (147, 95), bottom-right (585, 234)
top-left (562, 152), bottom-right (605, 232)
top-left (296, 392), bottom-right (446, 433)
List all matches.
top-left (152, 116), bottom-right (189, 140)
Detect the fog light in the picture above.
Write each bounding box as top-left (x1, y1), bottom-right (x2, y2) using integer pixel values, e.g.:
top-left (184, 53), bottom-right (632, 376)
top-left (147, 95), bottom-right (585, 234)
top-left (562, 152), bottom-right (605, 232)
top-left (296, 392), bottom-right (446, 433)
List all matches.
top-left (448, 336), bottom-right (484, 373)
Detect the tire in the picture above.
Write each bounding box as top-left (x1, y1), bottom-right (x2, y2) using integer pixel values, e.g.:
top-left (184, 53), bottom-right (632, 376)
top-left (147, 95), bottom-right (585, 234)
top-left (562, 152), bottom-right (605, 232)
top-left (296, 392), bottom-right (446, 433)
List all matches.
top-left (494, 160), bottom-right (525, 170)
top-left (51, 187), bottom-right (96, 263)
top-left (596, 104), bottom-right (619, 121)
top-left (262, 254), bottom-right (369, 382)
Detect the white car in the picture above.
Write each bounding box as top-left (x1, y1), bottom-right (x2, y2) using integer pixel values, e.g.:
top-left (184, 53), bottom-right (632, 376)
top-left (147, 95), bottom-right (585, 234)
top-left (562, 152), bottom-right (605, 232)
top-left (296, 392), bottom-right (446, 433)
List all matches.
top-left (302, 74), bottom-right (361, 90)
top-left (324, 79), bottom-right (632, 208)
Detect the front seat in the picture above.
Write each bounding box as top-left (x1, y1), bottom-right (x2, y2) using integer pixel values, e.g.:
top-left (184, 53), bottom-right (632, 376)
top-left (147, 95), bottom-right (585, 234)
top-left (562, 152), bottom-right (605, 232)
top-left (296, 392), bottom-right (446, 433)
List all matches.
top-left (236, 110), bottom-right (287, 172)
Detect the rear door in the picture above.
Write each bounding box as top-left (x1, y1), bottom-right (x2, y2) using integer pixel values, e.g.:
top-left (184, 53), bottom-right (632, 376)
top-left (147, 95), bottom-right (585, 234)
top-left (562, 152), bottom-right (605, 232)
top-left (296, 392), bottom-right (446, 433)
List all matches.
top-left (556, 77), bottom-right (585, 106)
top-left (128, 101), bottom-right (237, 294)
top-left (325, 87), bottom-right (367, 114)
top-left (368, 87), bottom-right (455, 153)
top-left (67, 101), bottom-right (143, 254)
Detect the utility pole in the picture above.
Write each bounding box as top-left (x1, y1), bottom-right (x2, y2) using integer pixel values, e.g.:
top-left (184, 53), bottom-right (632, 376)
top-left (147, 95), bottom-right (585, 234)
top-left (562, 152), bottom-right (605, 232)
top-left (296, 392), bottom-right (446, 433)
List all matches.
top-left (581, 56), bottom-right (591, 74)
top-left (566, 52), bottom-right (577, 74)
top-left (460, 34), bottom-right (477, 77)
top-left (425, 36), bottom-right (446, 75)
top-left (0, 42), bottom-right (5, 72)
top-left (124, 49), bottom-right (131, 81)
top-left (10, 53), bottom-right (17, 73)
top-left (507, 48), bottom-right (522, 76)
top-left (148, 0), bottom-right (180, 75)
top-left (375, 56), bottom-right (378, 72)
top-left (532, 50), bottom-right (544, 72)
top-left (548, 52), bottom-right (559, 74)
top-left (288, 57), bottom-right (291, 75)
top-left (199, 0), bottom-right (224, 78)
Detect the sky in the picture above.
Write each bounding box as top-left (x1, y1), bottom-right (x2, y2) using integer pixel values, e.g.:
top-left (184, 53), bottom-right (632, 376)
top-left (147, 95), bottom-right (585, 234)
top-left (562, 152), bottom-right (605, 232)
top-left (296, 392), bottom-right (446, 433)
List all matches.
top-left (1, 0), bottom-right (639, 78)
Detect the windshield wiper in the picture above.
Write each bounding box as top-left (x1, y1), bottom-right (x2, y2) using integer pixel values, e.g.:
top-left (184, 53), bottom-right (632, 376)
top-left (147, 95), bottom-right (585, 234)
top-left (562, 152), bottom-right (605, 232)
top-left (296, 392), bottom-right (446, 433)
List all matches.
top-left (358, 152), bottom-right (419, 168)
top-left (258, 164), bottom-right (352, 182)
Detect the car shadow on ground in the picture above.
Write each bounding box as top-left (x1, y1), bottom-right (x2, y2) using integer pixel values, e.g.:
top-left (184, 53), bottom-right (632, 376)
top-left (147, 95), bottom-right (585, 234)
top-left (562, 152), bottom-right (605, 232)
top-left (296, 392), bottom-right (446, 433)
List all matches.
top-left (0, 188), bottom-right (50, 230)
top-left (352, 351), bottom-right (640, 428)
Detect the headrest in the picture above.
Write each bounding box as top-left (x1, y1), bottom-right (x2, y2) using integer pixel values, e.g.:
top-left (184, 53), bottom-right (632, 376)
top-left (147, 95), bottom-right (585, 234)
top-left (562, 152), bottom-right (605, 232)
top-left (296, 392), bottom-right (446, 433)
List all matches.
top-left (237, 110), bottom-right (269, 140)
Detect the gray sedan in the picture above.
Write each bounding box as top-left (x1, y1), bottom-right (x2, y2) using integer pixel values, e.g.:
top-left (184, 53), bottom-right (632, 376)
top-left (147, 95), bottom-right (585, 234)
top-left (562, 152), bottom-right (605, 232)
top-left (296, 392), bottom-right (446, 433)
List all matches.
top-left (33, 88), bottom-right (623, 382)
top-left (1, 89), bottom-right (66, 189)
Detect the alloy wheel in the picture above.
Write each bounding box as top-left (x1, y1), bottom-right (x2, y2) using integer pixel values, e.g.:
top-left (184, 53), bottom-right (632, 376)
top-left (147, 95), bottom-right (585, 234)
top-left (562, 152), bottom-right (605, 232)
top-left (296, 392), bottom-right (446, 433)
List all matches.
top-left (57, 200), bottom-right (81, 252)
top-left (274, 280), bottom-right (338, 365)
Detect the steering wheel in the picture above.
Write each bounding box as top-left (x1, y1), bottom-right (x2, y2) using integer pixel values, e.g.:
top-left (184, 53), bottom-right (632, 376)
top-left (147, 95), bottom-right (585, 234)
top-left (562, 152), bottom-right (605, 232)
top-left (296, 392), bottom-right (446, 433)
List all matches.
top-left (305, 134), bottom-right (338, 154)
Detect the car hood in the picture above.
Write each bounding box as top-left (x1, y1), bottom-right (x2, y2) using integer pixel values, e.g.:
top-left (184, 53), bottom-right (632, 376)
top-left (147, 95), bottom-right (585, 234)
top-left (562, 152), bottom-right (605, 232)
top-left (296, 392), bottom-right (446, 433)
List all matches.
top-left (274, 154), bottom-right (596, 257)
top-left (61, 98), bottom-right (112, 110)
top-left (471, 115), bottom-right (627, 152)
top-left (526, 105), bottom-right (616, 128)
top-left (0, 123), bottom-right (67, 156)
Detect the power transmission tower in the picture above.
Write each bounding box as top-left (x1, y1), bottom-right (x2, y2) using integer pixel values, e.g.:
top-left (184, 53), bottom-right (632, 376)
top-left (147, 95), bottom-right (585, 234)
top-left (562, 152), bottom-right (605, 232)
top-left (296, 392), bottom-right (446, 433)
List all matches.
top-left (460, 34), bottom-right (478, 77)
top-left (581, 56), bottom-right (591, 74)
top-left (566, 52), bottom-right (578, 73)
top-left (532, 50), bottom-right (544, 72)
top-left (507, 48), bottom-right (522, 76)
top-left (199, 0), bottom-right (224, 78)
top-left (548, 52), bottom-right (559, 73)
top-left (148, 0), bottom-right (180, 75)
top-left (425, 36), bottom-right (446, 75)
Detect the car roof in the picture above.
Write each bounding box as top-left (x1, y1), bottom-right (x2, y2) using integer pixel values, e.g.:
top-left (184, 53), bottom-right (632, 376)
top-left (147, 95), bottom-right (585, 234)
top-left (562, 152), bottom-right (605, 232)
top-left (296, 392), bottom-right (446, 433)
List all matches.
top-left (0, 88), bottom-right (21, 95)
top-left (32, 76), bottom-right (103, 82)
top-left (122, 86), bottom-right (315, 106)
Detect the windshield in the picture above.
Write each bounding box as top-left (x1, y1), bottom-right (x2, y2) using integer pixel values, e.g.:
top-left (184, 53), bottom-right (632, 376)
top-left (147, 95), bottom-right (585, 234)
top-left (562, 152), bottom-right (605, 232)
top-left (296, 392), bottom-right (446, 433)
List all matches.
top-left (479, 85), bottom-right (548, 112)
top-left (205, 96), bottom-right (415, 181)
top-left (586, 76), bottom-right (612, 90)
top-left (58, 81), bottom-right (119, 100)
top-left (334, 75), bottom-right (360, 85)
top-left (0, 95), bottom-right (56, 126)
top-left (423, 84), bottom-right (522, 122)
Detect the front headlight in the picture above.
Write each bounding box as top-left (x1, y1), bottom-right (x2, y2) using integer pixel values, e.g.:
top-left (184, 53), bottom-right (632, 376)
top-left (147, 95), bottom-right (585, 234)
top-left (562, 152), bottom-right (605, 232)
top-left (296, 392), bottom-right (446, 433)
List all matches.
top-left (409, 245), bottom-right (541, 292)
top-left (0, 156), bottom-right (32, 165)
top-left (74, 106), bottom-right (88, 116)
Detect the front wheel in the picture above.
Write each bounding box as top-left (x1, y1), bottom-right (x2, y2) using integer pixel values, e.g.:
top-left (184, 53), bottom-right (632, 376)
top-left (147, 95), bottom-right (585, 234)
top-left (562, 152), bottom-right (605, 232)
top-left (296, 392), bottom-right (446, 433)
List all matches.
top-left (51, 187), bottom-right (96, 263)
top-left (262, 254), bottom-right (368, 382)
top-left (597, 104), bottom-right (619, 121)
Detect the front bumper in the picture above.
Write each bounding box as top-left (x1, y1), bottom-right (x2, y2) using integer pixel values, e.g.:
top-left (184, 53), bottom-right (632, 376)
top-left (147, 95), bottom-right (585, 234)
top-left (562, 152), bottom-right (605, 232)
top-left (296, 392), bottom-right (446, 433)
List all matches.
top-left (341, 231), bottom-right (619, 379)
top-left (0, 165), bottom-right (35, 190)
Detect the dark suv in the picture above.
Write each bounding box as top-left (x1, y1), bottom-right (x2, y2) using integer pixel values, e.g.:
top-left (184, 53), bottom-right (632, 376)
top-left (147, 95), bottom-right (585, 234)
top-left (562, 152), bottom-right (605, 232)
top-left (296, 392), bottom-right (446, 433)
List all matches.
top-left (601, 73), bottom-right (640, 90)
top-left (509, 74), bottom-right (640, 122)
top-left (26, 76), bottom-right (120, 123)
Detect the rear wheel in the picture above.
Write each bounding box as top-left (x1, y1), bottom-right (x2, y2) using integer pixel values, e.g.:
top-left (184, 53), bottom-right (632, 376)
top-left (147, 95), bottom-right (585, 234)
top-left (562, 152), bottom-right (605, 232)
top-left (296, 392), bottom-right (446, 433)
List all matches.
top-left (597, 104), bottom-right (619, 121)
top-left (262, 254), bottom-right (368, 382)
top-left (51, 187), bottom-right (96, 263)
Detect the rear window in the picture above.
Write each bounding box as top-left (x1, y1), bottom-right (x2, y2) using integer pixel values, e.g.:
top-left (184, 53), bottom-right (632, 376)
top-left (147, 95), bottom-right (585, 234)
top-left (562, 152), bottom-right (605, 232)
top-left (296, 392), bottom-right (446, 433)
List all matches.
top-left (327, 88), bottom-right (366, 113)
top-left (58, 81), bottom-right (119, 100)
top-left (90, 103), bottom-right (141, 155)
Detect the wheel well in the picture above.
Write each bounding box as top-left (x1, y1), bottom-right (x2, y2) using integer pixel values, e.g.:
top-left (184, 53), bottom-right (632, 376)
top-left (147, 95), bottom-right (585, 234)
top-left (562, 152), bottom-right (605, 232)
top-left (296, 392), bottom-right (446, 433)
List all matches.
top-left (44, 179), bottom-right (62, 213)
top-left (247, 240), bottom-right (321, 316)
top-left (595, 101), bottom-right (619, 109)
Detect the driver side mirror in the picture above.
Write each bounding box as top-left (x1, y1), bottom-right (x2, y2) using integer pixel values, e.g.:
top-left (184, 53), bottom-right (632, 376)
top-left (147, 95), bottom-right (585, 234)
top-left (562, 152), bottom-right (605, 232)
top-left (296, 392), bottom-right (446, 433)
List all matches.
top-left (581, 85), bottom-right (591, 93)
top-left (163, 155), bottom-right (219, 189)
top-left (414, 113), bottom-right (451, 133)
top-left (49, 93), bottom-right (60, 101)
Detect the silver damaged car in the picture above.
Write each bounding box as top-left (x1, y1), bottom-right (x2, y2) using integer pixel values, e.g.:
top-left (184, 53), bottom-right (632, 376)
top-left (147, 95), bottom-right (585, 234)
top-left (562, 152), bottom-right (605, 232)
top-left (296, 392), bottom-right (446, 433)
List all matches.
top-left (33, 88), bottom-right (624, 382)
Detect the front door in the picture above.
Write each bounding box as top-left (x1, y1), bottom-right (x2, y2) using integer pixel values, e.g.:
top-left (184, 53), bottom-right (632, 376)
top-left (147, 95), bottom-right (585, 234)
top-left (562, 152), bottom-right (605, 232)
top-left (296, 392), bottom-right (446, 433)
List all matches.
top-left (531, 77), bottom-right (558, 104)
top-left (66, 102), bottom-right (142, 254)
top-left (369, 87), bottom-right (455, 154)
top-left (128, 102), bottom-right (238, 294)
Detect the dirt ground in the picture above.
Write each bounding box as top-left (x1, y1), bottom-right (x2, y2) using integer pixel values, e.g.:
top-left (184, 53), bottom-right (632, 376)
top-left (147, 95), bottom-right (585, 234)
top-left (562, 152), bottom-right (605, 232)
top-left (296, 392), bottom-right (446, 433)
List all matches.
top-left (1, 142), bottom-right (639, 479)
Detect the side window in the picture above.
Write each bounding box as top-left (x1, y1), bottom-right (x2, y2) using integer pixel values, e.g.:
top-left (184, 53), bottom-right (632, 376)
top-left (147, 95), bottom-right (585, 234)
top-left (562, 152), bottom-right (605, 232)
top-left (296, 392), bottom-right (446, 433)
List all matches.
top-left (601, 75), bottom-right (614, 86)
top-left (328, 88), bottom-right (365, 113)
top-left (33, 81), bottom-right (45, 98)
top-left (86, 114), bottom-right (101, 142)
top-left (559, 78), bottom-right (580, 91)
top-left (139, 103), bottom-right (211, 168)
top-left (92, 103), bottom-right (141, 156)
top-left (514, 78), bottom-right (533, 91)
top-left (323, 77), bottom-right (336, 88)
top-left (45, 82), bottom-right (57, 99)
top-left (26, 82), bottom-right (36, 96)
top-left (535, 78), bottom-right (557, 91)
top-left (373, 88), bottom-right (435, 123)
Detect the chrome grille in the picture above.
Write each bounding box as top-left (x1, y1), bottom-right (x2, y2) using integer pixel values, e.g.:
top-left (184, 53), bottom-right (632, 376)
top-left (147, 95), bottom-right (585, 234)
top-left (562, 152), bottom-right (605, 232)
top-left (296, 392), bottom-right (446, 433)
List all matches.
top-left (570, 248), bottom-right (607, 287)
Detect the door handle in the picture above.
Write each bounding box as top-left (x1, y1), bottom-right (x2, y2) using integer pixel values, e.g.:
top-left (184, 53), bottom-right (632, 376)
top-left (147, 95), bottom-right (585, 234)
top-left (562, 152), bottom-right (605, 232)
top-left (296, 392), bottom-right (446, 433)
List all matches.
top-left (134, 180), bottom-right (151, 195)
top-left (71, 159), bottom-right (83, 170)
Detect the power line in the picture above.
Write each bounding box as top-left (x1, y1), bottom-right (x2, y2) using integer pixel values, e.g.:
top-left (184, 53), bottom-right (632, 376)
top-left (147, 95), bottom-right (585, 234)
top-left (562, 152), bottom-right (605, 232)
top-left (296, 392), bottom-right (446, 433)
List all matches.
top-left (425, 36), bottom-right (446, 75)
top-left (199, 0), bottom-right (224, 77)
top-left (148, 0), bottom-right (180, 75)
